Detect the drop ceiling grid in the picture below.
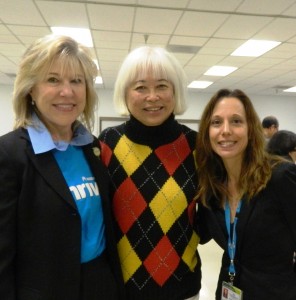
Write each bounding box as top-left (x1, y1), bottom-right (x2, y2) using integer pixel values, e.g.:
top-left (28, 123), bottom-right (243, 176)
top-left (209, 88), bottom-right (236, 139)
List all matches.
top-left (0, 0), bottom-right (295, 95)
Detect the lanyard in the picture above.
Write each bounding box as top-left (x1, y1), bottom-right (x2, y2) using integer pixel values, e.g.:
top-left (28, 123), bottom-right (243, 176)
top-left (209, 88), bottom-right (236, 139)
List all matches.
top-left (225, 200), bottom-right (242, 284)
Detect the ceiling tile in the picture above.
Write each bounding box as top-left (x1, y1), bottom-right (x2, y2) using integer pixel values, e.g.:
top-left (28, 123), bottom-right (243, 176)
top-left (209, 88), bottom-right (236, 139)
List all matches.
top-left (1, 0), bottom-right (296, 96)
top-left (36, 1), bottom-right (89, 27)
top-left (89, 0), bottom-right (137, 3)
top-left (0, 24), bottom-right (13, 35)
top-left (96, 48), bottom-right (128, 61)
top-left (88, 4), bottom-right (134, 31)
top-left (214, 15), bottom-right (273, 39)
top-left (1, 0), bottom-right (46, 26)
top-left (131, 33), bottom-right (170, 48)
top-left (92, 31), bottom-right (131, 50)
top-left (254, 18), bottom-right (296, 41)
top-left (188, 0), bottom-right (241, 11)
top-left (282, 2), bottom-right (296, 15)
top-left (169, 36), bottom-right (208, 47)
top-left (7, 25), bottom-right (50, 37)
top-left (0, 34), bottom-right (19, 43)
top-left (189, 54), bottom-right (226, 66)
top-left (237, 0), bottom-right (296, 14)
top-left (175, 11), bottom-right (229, 36)
top-left (134, 7), bottom-right (183, 34)
top-left (139, 0), bottom-right (190, 8)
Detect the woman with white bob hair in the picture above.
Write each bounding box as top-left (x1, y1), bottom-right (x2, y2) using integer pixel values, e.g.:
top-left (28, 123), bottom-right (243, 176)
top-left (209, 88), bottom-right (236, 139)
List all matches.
top-left (99, 46), bottom-right (202, 300)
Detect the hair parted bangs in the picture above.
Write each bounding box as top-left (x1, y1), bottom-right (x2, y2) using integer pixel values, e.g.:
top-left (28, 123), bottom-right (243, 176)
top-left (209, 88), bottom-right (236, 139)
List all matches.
top-left (13, 34), bottom-right (98, 131)
top-left (113, 46), bottom-right (187, 116)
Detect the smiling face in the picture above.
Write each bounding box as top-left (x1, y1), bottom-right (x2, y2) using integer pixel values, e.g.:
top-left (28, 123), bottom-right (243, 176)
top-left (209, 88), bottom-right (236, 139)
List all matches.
top-left (126, 72), bottom-right (175, 126)
top-left (209, 97), bottom-right (249, 166)
top-left (30, 58), bottom-right (86, 140)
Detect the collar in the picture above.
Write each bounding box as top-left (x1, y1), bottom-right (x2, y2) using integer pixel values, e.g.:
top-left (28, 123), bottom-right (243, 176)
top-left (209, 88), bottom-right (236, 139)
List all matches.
top-left (27, 113), bottom-right (93, 154)
top-left (125, 114), bottom-right (181, 147)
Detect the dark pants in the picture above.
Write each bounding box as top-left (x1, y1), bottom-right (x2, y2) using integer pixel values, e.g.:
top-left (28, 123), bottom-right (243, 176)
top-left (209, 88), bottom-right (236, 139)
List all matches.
top-left (80, 252), bottom-right (119, 300)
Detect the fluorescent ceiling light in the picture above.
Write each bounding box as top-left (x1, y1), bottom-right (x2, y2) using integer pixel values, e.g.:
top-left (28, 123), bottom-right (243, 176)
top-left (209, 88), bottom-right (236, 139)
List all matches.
top-left (93, 61), bottom-right (102, 84)
top-left (283, 86), bottom-right (296, 92)
top-left (231, 39), bottom-right (281, 57)
top-left (204, 66), bottom-right (237, 76)
top-left (93, 60), bottom-right (100, 71)
top-left (188, 81), bottom-right (213, 89)
top-left (95, 76), bottom-right (103, 84)
top-left (51, 27), bottom-right (93, 47)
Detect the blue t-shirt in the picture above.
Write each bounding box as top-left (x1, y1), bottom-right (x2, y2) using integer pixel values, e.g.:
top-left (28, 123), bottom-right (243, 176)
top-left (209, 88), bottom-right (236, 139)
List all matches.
top-left (28, 115), bottom-right (106, 263)
top-left (53, 146), bottom-right (105, 263)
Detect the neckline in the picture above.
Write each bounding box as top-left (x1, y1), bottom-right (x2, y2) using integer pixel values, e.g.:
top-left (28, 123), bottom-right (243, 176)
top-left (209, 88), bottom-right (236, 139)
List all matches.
top-left (125, 114), bottom-right (182, 147)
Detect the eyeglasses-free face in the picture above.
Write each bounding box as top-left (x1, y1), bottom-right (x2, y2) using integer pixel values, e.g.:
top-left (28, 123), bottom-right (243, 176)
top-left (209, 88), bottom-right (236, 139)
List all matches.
top-left (209, 96), bottom-right (249, 166)
top-left (30, 59), bottom-right (86, 141)
top-left (126, 72), bottom-right (175, 126)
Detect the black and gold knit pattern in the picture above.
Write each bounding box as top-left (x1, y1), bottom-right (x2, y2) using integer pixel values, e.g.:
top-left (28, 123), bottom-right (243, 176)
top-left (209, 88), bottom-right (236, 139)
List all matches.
top-left (99, 116), bottom-right (200, 293)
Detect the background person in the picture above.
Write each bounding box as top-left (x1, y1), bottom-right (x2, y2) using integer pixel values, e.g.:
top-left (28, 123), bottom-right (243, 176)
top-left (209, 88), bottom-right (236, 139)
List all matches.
top-left (195, 89), bottom-right (296, 300)
top-left (98, 46), bottom-right (201, 300)
top-left (262, 115), bottom-right (279, 140)
top-left (266, 129), bottom-right (296, 163)
top-left (0, 34), bottom-right (124, 299)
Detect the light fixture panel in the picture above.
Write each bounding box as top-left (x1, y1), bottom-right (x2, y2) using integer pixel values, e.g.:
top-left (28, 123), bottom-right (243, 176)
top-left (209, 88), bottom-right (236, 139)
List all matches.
top-left (231, 40), bottom-right (281, 57)
top-left (51, 27), bottom-right (93, 47)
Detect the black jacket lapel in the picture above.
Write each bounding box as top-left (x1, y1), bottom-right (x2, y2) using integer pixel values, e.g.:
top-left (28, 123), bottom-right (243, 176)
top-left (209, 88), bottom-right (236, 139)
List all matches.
top-left (24, 136), bottom-right (77, 210)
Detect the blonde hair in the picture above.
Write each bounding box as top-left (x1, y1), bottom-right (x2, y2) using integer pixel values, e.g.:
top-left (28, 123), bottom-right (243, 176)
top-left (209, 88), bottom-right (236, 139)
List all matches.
top-left (13, 34), bottom-right (98, 131)
top-left (113, 46), bottom-right (188, 116)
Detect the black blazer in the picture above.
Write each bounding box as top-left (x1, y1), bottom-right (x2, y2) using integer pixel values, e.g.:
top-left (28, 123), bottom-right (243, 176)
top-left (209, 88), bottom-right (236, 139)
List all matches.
top-left (0, 128), bottom-right (124, 300)
top-left (197, 162), bottom-right (296, 300)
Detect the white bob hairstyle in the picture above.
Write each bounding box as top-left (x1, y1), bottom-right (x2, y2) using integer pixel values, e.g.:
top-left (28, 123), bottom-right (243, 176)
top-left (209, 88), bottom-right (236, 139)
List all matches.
top-left (113, 46), bottom-right (188, 116)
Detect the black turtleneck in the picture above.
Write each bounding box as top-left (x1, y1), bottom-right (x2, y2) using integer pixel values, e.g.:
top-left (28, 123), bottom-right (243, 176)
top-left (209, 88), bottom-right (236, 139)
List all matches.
top-left (98, 114), bottom-right (200, 300)
top-left (125, 114), bottom-right (183, 148)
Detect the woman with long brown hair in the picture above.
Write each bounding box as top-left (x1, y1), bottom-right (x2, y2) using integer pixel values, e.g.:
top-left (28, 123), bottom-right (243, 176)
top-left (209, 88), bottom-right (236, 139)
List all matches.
top-left (196, 89), bottom-right (296, 300)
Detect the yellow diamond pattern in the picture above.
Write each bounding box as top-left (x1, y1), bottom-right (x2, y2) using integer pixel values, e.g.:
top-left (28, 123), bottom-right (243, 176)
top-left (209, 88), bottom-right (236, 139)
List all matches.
top-left (182, 232), bottom-right (200, 271)
top-left (149, 177), bottom-right (187, 233)
top-left (118, 235), bottom-right (142, 283)
top-left (114, 135), bottom-right (152, 176)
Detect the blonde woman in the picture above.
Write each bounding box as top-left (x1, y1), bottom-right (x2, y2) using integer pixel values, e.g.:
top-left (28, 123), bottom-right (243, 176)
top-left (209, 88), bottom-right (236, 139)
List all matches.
top-left (0, 35), bottom-right (124, 300)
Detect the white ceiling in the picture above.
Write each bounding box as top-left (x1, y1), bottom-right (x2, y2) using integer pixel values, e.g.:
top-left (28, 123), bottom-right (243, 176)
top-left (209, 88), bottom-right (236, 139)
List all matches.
top-left (1, 0), bottom-right (296, 97)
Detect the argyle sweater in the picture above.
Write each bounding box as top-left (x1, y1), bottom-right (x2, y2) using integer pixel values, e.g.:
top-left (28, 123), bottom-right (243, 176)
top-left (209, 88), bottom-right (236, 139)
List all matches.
top-left (98, 114), bottom-right (201, 300)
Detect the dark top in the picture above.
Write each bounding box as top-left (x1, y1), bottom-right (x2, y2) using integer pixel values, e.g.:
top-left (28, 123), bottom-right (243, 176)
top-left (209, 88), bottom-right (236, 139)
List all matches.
top-left (99, 114), bottom-right (201, 300)
top-left (0, 128), bottom-right (125, 300)
top-left (197, 162), bottom-right (296, 300)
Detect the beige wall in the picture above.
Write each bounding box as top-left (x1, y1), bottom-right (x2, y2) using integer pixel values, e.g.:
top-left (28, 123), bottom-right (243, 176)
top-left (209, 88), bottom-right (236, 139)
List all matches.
top-left (1, 84), bottom-right (296, 136)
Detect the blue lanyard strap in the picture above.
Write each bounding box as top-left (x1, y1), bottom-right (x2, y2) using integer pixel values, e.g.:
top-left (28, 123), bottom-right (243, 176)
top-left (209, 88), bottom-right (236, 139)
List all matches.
top-left (225, 200), bottom-right (242, 283)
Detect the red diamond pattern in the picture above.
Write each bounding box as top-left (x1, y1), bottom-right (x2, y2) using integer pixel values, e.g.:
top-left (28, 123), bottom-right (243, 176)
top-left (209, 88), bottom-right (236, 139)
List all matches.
top-left (143, 236), bottom-right (180, 286)
top-left (113, 177), bottom-right (147, 233)
top-left (155, 134), bottom-right (190, 175)
top-left (99, 141), bottom-right (112, 166)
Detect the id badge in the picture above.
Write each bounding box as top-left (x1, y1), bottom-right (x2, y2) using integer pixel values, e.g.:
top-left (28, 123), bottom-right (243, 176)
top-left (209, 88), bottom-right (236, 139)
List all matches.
top-left (221, 281), bottom-right (243, 300)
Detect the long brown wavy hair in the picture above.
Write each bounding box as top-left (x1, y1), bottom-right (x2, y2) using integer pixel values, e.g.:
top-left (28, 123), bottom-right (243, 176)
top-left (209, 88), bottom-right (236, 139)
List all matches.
top-left (195, 88), bottom-right (283, 208)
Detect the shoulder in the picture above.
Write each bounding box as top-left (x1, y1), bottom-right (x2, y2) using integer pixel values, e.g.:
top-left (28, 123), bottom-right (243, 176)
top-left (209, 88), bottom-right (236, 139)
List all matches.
top-left (178, 123), bottom-right (197, 147)
top-left (98, 123), bottom-right (125, 143)
top-left (179, 123), bottom-right (197, 135)
top-left (0, 127), bottom-right (25, 140)
top-left (271, 161), bottom-right (296, 180)
top-left (83, 139), bottom-right (111, 181)
top-left (268, 161), bottom-right (296, 193)
top-left (0, 128), bottom-right (29, 150)
top-left (0, 129), bottom-right (31, 173)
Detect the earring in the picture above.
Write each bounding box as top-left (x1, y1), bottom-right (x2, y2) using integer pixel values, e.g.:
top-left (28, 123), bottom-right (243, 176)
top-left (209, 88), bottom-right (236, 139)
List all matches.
top-left (31, 100), bottom-right (35, 106)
